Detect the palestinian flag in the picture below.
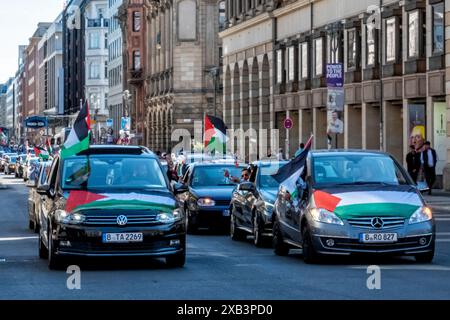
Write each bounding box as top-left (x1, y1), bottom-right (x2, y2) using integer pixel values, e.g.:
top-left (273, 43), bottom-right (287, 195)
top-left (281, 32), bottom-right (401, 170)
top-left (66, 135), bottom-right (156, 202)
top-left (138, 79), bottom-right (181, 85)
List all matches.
top-left (46, 138), bottom-right (53, 155)
top-left (204, 114), bottom-right (228, 154)
top-left (61, 100), bottom-right (91, 159)
top-left (312, 187), bottom-right (423, 219)
top-left (272, 135), bottom-right (313, 199)
top-left (34, 146), bottom-right (49, 160)
top-left (66, 191), bottom-right (176, 213)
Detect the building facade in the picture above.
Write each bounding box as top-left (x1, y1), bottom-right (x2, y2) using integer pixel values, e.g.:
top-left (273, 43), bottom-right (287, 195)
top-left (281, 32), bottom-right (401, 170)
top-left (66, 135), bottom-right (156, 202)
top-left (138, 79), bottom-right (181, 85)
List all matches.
top-left (5, 78), bottom-right (16, 138)
top-left (0, 83), bottom-right (8, 129)
top-left (107, 0), bottom-right (125, 139)
top-left (84, 0), bottom-right (110, 142)
top-left (220, 0), bottom-right (450, 189)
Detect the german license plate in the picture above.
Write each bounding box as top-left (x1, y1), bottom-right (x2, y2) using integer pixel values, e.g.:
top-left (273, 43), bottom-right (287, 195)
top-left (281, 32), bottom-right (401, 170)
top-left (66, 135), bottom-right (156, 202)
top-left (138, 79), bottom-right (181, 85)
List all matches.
top-left (223, 210), bottom-right (230, 217)
top-left (360, 233), bottom-right (397, 243)
top-left (102, 233), bottom-right (143, 243)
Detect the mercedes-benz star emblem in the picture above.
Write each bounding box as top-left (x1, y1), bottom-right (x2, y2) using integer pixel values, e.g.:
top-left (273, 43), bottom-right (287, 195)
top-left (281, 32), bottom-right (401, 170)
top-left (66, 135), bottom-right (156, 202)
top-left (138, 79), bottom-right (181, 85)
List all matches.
top-left (371, 217), bottom-right (384, 229)
top-left (117, 215), bottom-right (128, 226)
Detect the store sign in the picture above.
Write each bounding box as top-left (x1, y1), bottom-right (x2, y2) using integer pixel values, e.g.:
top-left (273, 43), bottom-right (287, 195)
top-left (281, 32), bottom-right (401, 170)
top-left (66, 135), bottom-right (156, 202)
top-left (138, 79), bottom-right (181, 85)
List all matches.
top-left (434, 102), bottom-right (447, 175)
top-left (25, 116), bottom-right (48, 129)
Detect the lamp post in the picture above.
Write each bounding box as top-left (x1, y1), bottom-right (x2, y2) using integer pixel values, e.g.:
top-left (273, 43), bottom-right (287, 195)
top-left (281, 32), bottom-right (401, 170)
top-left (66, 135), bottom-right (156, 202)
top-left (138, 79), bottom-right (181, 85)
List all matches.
top-left (207, 67), bottom-right (220, 117)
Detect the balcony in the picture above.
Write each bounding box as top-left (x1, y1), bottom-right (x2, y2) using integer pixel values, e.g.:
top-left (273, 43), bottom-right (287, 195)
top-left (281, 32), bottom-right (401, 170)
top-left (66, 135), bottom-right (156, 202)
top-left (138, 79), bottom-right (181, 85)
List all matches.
top-left (128, 69), bottom-right (144, 84)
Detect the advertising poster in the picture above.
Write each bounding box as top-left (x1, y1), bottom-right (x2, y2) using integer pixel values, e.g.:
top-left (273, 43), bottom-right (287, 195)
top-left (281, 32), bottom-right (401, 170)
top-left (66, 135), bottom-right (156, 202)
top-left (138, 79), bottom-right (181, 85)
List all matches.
top-left (408, 104), bottom-right (426, 151)
top-left (434, 102), bottom-right (447, 174)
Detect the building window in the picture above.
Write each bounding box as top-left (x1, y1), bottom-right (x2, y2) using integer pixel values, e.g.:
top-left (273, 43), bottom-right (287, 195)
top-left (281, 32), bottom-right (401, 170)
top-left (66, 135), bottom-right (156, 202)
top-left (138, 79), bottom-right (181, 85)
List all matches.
top-left (314, 38), bottom-right (323, 77)
top-left (276, 49), bottom-right (283, 83)
top-left (327, 32), bottom-right (340, 63)
top-left (178, 0), bottom-right (197, 41)
top-left (89, 32), bottom-right (100, 49)
top-left (408, 10), bottom-right (419, 58)
top-left (288, 46), bottom-right (295, 82)
top-left (432, 2), bottom-right (444, 54)
top-left (105, 61), bottom-right (108, 78)
top-left (385, 17), bottom-right (396, 63)
top-left (300, 42), bottom-right (308, 79)
top-left (219, 1), bottom-right (226, 31)
top-left (89, 62), bottom-right (100, 79)
top-left (133, 11), bottom-right (141, 32)
top-left (347, 28), bottom-right (357, 69)
top-left (366, 25), bottom-right (376, 66)
top-left (133, 50), bottom-right (141, 70)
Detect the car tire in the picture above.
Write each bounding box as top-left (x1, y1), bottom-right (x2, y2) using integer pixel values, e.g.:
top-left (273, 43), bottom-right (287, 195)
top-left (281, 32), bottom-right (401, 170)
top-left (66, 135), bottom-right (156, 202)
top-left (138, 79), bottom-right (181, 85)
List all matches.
top-left (38, 228), bottom-right (48, 259)
top-left (253, 213), bottom-right (267, 248)
top-left (33, 216), bottom-right (40, 234)
top-left (230, 212), bottom-right (246, 241)
top-left (186, 209), bottom-right (198, 234)
top-left (273, 219), bottom-right (289, 256)
top-left (48, 223), bottom-right (65, 270)
top-left (29, 219), bottom-right (35, 230)
top-left (302, 226), bottom-right (320, 264)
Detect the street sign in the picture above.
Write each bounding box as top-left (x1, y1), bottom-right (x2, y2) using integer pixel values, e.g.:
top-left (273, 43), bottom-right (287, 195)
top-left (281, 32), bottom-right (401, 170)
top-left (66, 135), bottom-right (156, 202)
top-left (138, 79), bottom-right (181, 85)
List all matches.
top-left (106, 119), bottom-right (113, 127)
top-left (284, 118), bottom-right (293, 130)
top-left (24, 116), bottom-right (48, 129)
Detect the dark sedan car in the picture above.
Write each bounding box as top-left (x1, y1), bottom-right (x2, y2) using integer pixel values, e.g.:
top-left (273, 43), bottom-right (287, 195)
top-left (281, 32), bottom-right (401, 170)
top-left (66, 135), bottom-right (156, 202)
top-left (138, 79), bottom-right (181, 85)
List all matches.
top-left (28, 161), bottom-right (52, 232)
top-left (37, 146), bottom-right (186, 269)
top-left (15, 154), bottom-right (28, 178)
top-left (176, 162), bottom-right (247, 233)
top-left (230, 161), bottom-right (287, 246)
top-left (272, 150), bottom-right (435, 264)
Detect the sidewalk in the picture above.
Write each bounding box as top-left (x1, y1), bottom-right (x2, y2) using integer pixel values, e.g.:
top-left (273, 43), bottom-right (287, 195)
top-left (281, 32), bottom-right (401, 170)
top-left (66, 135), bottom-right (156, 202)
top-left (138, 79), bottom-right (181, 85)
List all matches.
top-left (423, 190), bottom-right (450, 212)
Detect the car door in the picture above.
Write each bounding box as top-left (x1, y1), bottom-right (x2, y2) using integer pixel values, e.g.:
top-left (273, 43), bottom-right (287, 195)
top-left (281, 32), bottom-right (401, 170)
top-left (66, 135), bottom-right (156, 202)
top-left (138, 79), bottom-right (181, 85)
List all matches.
top-left (232, 184), bottom-right (248, 227)
top-left (40, 158), bottom-right (59, 247)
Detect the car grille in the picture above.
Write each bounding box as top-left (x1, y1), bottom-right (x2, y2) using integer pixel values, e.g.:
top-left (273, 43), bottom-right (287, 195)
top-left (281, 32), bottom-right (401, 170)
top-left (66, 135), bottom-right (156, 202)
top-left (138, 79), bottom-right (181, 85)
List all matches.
top-left (84, 214), bottom-right (157, 226)
top-left (347, 217), bottom-right (405, 230)
top-left (214, 200), bottom-right (231, 206)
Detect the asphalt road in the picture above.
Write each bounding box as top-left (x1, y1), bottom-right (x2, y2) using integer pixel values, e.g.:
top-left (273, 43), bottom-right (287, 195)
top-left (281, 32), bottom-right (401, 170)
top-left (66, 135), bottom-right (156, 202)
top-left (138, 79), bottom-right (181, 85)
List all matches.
top-left (1, 174), bottom-right (450, 300)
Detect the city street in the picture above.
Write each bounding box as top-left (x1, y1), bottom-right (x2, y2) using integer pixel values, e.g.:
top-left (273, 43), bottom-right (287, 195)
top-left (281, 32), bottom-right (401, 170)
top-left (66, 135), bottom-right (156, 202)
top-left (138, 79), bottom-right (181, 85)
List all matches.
top-left (1, 174), bottom-right (450, 300)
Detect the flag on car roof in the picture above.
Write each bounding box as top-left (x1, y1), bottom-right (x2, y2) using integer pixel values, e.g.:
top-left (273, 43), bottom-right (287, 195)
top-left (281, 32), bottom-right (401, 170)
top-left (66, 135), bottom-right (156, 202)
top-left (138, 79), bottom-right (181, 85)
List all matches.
top-left (204, 114), bottom-right (228, 154)
top-left (272, 135), bottom-right (313, 199)
top-left (61, 100), bottom-right (91, 159)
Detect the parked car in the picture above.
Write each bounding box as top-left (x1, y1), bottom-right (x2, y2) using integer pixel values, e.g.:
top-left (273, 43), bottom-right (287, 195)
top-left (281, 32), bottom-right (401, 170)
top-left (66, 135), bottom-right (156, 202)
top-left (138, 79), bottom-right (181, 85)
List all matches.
top-left (15, 154), bottom-right (28, 178)
top-left (175, 162), bottom-right (247, 233)
top-left (23, 157), bottom-right (40, 181)
top-left (27, 161), bottom-right (53, 232)
top-left (272, 150), bottom-right (435, 264)
top-left (230, 161), bottom-right (287, 246)
top-left (37, 145), bottom-right (186, 269)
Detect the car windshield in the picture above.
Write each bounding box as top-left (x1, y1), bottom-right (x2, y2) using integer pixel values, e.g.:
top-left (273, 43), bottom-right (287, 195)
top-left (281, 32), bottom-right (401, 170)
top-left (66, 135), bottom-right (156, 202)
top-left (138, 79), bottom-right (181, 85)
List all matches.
top-left (313, 154), bottom-right (409, 186)
top-left (191, 166), bottom-right (244, 187)
top-left (257, 162), bottom-right (287, 189)
top-left (61, 155), bottom-right (168, 190)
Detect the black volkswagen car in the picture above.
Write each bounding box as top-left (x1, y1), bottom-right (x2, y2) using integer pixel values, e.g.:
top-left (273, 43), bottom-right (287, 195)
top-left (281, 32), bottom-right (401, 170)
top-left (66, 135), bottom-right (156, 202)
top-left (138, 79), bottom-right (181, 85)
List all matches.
top-left (37, 146), bottom-right (186, 269)
top-left (176, 162), bottom-right (247, 233)
top-left (230, 161), bottom-right (287, 246)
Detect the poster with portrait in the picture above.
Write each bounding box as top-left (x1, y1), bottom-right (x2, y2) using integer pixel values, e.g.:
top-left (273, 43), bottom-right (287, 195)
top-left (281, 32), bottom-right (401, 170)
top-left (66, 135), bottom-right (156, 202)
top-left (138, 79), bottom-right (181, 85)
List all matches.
top-left (434, 102), bottom-right (447, 174)
top-left (408, 104), bottom-right (426, 151)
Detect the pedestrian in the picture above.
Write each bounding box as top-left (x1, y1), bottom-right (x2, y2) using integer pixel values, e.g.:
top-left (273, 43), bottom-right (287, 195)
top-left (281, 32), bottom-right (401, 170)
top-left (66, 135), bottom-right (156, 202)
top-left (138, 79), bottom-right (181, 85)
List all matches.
top-left (421, 141), bottom-right (437, 195)
top-left (295, 143), bottom-right (305, 158)
top-left (224, 168), bottom-right (250, 184)
top-left (406, 145), bottom-right (420, 183)
top-left (277, 148), bottom-right (285, 160)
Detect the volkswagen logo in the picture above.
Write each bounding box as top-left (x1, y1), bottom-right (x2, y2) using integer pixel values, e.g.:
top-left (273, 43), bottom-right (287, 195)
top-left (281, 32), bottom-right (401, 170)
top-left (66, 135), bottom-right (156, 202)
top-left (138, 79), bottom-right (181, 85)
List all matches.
top-left (371, 217), bottom-right (384, 229)
top-left (116, 215), bottom-right (128, 226)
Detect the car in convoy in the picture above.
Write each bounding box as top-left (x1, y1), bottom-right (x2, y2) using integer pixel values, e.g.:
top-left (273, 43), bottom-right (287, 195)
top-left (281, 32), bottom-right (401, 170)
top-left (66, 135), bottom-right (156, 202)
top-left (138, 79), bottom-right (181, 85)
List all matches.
top-left (37, 145), bottom-right (186, 269)
top-left (23, 157), bottom-right (40, 181)
top-left (1, 153), bottom-right (17, 172)
top-left (15, 154), bottom-right (28, 178)
top-left (272, 150), bottom-right (435, 263)
top-left (176, 162), bottom-right (247, 233)
top-left (230, 161), bottom-right (287, 246)
top-left (27, 161), bottom-right (53, 232)
top-left (3, 154), bottom-right (19, 175)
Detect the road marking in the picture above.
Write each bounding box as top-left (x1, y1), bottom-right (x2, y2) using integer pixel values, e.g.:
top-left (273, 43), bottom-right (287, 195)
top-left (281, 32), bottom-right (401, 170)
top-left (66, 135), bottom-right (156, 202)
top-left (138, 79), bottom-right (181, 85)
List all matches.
top-left (349, 265), bottom-right (450, 271)
top-left (437, 239), bottom-right (450, 242)
top-left (436, 218), bottom-right (450, 221)
top-left (437, 232), bottom-right (450, 236)
top-left (0, 236), bottom-right (38, 242)
top-left (0, 259), bottom-right (6, 262)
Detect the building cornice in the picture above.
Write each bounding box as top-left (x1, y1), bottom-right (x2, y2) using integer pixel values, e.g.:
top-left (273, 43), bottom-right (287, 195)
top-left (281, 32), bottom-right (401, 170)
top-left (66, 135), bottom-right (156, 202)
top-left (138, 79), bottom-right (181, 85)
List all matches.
top-left (219, 12), bottom-right (273, 39)
top-left (273, 0), bottom-right (311, 18)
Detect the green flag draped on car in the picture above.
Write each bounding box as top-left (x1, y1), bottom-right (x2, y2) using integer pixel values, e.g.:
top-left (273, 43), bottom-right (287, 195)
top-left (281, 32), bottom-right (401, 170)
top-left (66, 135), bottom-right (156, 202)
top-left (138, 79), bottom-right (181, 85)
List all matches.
top-left (61, 100), bottom-right (91, 159)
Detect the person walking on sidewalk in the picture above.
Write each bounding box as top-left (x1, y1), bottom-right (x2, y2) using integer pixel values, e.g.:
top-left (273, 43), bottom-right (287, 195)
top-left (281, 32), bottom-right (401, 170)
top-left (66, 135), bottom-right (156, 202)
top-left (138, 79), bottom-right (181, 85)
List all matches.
top-left (406, 145), bottom-right (420, 183)
top-left (421, 141), bottom-right (437, 195)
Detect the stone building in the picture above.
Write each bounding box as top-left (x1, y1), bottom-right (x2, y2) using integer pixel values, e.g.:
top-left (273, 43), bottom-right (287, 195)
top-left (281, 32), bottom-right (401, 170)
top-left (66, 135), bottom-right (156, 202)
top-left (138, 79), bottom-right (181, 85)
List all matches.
top-left (119, 0), bottom-right (223, 151)
top-left (220, 0), bottom-right (450, 190)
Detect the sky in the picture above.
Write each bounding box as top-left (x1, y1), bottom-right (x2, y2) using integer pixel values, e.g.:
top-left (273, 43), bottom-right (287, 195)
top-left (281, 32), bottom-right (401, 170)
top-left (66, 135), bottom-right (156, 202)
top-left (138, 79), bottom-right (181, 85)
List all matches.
top-left (0, 0), bottom-right (65, 84)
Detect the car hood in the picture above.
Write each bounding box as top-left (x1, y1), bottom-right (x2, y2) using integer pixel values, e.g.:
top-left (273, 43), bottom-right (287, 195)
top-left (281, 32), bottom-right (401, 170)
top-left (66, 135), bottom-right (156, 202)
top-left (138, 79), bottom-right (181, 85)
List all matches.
top-left (312, 184), bottom-right (423, 220)
top-left (259, 188), bottom-right (278, 204)
top-left (190, 186), bottom-right (235, 200)
top-left (62, 190), bottom-right (177, 213)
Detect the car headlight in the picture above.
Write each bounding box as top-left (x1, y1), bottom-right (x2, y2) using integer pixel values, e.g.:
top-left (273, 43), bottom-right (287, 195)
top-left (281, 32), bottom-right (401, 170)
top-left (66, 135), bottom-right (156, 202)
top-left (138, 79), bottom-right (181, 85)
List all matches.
top-left (310, 208), bottom-right (344, 226)
top-left (409, 207), bottom-right (432, 224)
top-left (55, 210), bottom-right (85, 225)
top-left (197, 198), bottom-right (216, 207)
top-left (156, 209), bottom-right (182, 224)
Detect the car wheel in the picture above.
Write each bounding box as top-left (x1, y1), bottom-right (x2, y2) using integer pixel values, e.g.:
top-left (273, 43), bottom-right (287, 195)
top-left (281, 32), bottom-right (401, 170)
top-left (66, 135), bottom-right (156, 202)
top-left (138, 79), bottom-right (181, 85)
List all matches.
top-left (186, 209), bottom-right (198, 234)
top-left (38, 228), bottom-right (48, 259)
top-left (33, 215), bottom-right (40, 234)
top-left (28, 219), bottom-right (35, 230)
top-left (253, 213), bottom-right (267, 248)
top-left (302, 226), bottom-right (320, 264)
top-left (273, 219), bottom-right (289, 256)
top-left (48, 223), bottom-right (65, 270)
top-left (230, 212), bottom-right (246, 241)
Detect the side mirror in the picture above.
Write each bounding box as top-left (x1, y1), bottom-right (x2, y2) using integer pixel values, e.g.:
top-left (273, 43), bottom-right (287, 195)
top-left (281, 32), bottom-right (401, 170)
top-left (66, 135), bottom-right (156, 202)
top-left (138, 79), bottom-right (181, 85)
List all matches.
top-left (36, 184), bottom-right (50, 195)
top-left (239, 182), bottom-right (256, 193)
top-left (173, 182), bottom-right (188, 194)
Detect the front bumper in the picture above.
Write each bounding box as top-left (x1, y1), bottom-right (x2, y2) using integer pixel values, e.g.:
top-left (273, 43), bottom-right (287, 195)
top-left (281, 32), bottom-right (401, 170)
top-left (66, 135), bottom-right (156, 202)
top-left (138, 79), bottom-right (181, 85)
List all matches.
top-left (309, 219), bottom-right (435, 256)
top-left (189, 206), bottom-right (230, 228)
top-left (53, 221), bottom-right (185, 258)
